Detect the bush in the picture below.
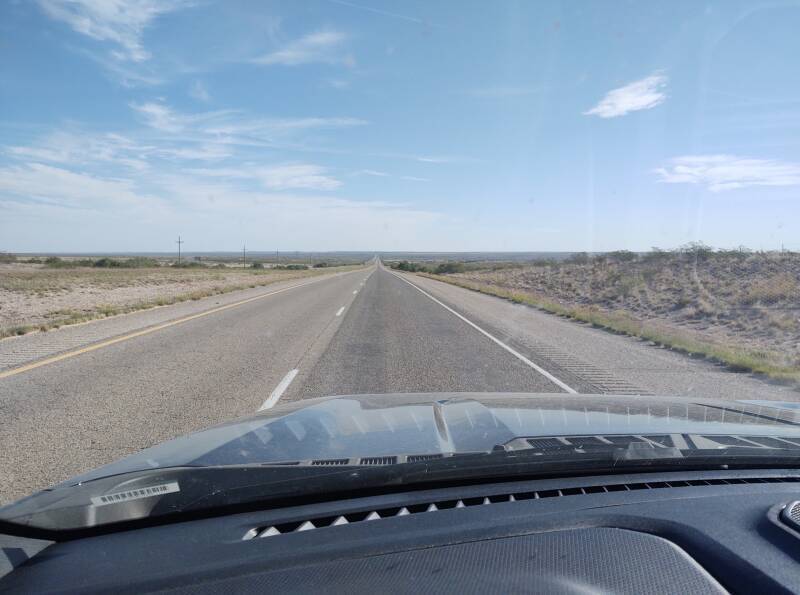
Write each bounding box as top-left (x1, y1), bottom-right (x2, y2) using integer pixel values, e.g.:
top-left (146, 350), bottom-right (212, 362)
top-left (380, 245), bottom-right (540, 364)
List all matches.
top-left (93, 257), bottom-right (124, 268)
top-left (251, 262), bottom-right (264, 269)
top-left (434, 262), bottom-right (465, 274)
top-left (0, 253), bottom-right (16, 263)
top-left (43, 256), bottom-right (80, 268)
top-left (676, 242), bottom-right (714, 262)
top-left (93, 257), bottom-right (159, 268)
top-left (390, 260), bottom-right (431, 272)
top-left (313, 262), bottom-right (330, 268)
top-left (276, 264), bottom-right (308, 270)
top-left (607, 250), bottom-right (638, 263)
top-left (567, 252), bottom-right (590, 265)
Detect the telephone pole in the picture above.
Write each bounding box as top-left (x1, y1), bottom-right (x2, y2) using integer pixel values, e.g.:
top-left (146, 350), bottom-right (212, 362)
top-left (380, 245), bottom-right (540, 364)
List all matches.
top-left (176, 235), bottom-right (184, 265)
top-left (242, 244), bottom-right (246, 268)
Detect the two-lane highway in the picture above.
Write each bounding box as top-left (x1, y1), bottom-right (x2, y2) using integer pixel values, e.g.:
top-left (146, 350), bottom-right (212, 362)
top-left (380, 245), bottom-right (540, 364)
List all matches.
top-left (0, 261), bottom-right (797, 503)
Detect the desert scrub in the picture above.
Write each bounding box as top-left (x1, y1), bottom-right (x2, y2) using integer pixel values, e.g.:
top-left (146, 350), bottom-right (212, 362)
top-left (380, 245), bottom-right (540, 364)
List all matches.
top-left (416, 263), bottom-right (800, 386)
top-left (0, 264), bottom-right (364, 339)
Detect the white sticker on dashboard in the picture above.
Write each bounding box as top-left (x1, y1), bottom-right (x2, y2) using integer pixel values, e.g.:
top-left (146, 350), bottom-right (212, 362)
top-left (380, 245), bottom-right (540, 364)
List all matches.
top-left (90, 481), bottom-right (180, 506)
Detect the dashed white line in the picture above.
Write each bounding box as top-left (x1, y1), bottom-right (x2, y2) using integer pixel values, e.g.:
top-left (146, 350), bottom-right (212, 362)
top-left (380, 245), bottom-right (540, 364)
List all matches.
top-left (336, 306), bottom-right (345, 317)
top-left (259, 369), bottom-right (299, 411)
top-left (390, 273), bottom-right (577, 394)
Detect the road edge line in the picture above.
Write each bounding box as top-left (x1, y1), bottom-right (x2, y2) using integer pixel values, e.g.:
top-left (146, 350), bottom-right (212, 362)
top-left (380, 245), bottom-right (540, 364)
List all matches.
top-left (389, 270), bottom-right (578, 394)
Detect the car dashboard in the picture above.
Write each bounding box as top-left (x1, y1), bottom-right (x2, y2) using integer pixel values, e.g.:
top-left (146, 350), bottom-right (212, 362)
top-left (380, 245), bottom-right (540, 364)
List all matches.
top-left (3, 468), bottom-right (800, 593)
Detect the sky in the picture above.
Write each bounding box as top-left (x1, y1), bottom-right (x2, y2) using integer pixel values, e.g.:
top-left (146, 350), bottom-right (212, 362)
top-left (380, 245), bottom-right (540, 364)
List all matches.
top-left (1, 0), bottom-right (800, 253)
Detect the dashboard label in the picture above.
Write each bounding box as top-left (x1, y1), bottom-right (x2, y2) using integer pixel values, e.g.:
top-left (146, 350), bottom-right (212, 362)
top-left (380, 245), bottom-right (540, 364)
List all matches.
top-left (90, 481), bottom-right (180, 506)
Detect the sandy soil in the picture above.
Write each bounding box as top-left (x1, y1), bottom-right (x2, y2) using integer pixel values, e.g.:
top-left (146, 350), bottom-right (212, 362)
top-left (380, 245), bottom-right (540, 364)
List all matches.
top-left (451, 252), bottom-right (800, 366)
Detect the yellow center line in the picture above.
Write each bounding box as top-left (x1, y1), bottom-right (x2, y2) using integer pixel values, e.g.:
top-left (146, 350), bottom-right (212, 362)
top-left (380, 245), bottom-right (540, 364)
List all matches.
top-left (0, 271), bottom-right (359, 380)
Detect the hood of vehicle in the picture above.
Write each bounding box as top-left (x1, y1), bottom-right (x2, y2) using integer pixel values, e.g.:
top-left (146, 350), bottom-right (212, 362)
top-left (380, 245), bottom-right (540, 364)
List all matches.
top-left (64, 393), bottom-right (800, 486)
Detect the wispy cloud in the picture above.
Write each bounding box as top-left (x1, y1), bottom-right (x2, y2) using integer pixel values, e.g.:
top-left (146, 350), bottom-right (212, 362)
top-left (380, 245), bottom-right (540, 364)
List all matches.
top-left (189, 80), bottom-right (210, 102)
top-left (0, 162), bottom-right (155, 210)
top-left (584, 72), bottom-right (668, 118)
top-left (252, 29), bottom-right (353, 67)
top-left (37, 0), bottom-right (187, 62)
top-left (130, 102), bottom-right (367, 144)
top-left (353, 169), bottom-right (429, 182)
top-left (6, 131), bottom-right (150, 171)
top-left (188, 163), bottom-right (342, 191)
top-left (654, 155), bottom-right (800, 192)
top-left (414, 155), bottom-right (458, 164)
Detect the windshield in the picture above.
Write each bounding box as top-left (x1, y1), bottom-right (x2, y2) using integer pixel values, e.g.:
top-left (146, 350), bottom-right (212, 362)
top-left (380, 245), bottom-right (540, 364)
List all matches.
top-left (1, 1), bottom-right (799, 530)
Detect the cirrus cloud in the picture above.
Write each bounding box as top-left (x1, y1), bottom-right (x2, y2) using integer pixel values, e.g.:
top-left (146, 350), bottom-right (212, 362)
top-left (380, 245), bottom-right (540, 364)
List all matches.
top-left (252, 29), bottom-right (353, 67)
top-left (584, 72), bottom-right (668, 118)
top-left (37, 0), bottom-right (188, 62)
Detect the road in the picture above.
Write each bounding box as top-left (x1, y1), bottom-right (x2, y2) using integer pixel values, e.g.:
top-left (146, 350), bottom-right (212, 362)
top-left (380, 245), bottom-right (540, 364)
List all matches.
top-left (1, 261), bottom-right (797, 502)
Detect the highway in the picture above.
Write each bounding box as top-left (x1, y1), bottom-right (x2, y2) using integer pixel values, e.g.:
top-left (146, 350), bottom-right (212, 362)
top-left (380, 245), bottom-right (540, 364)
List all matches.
top-left (0, 261), bottom-right (797, 503)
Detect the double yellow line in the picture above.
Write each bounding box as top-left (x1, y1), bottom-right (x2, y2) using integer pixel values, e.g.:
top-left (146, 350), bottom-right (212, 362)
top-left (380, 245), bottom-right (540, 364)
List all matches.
top-left (0, 274), bottom-right (344, 380)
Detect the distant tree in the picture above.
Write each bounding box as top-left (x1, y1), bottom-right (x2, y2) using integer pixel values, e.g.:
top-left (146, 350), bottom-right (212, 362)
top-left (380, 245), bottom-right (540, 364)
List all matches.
top-left (566, 252), bottom-right (590, 265)
top-left (676, 242), bottom-right (714, 262)
top-left (607, 250), bottom-right (638, 263)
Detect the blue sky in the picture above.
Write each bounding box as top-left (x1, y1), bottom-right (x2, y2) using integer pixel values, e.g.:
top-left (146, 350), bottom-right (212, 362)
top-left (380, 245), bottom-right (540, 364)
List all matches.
top-left (1, 0), bottom-right (799, 252)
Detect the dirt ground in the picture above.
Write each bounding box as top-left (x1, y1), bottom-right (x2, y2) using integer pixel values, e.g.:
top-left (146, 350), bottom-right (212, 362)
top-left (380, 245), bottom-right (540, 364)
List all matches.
top-left (0, 263), bottom-right (345, 336)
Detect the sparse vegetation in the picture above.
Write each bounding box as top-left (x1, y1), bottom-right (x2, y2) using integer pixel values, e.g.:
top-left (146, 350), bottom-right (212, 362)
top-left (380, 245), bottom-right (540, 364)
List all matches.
top-left (275, 264), bottom-right (308, 270)
top-left (0, 261), bottom-right (363, 339)
top-left (400, 247), bottom-right (800, 385)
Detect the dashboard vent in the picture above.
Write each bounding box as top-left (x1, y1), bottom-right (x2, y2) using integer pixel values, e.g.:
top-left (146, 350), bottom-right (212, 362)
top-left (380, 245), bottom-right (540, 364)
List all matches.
top-left (359, 456), bottom-right (397, 465)
top-left (310, 459), bottom-right (350, 466)
top-left (780, 500), bottom-right (800, 533)
top-left (243, 475), bottom-right (800, 540)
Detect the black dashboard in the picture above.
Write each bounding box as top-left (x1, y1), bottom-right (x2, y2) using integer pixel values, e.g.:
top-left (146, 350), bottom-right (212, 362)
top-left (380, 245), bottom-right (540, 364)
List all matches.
top-left (3, 468), bottom-right (800, 593)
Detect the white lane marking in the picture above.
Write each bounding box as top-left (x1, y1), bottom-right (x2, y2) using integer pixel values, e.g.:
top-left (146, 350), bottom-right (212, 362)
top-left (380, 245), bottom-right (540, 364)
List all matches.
top-left (336, 306), bottom-right (345, 317)
top-left (259, 369), bottom-right (299, 411)
top-left (390, 273), bottom-right (578, 394)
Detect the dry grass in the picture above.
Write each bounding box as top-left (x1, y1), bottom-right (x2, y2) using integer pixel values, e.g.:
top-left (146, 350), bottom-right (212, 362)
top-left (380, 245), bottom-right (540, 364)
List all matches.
top-left (0, 263), bottom-right (362, 339)
top-left (416, 251), bottom-right (800, 386)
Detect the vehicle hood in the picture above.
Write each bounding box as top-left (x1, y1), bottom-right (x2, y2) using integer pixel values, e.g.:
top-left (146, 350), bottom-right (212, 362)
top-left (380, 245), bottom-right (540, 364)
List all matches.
top-left (64, 393), bottom-right (800, 486)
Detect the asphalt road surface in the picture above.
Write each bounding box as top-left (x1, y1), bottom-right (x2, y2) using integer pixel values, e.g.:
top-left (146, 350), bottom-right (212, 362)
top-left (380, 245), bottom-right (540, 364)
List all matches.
top-left (1, 262), bottom-right (797, 502)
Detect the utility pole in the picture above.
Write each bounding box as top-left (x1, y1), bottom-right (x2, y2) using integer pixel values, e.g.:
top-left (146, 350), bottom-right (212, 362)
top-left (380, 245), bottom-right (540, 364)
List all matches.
top-left (176, 235), bottom-right (184, 265)
top-left (242, 244), bottom-right (246, 268)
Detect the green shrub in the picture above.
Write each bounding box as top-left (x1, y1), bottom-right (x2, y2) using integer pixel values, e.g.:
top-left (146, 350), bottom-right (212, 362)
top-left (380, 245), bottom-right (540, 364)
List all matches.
top-left (434, 262), bottom-right (465, 274)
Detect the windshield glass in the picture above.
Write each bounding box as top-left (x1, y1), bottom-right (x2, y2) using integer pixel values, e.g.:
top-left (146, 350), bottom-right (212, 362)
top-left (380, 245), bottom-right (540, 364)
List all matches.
top-left (1, 1), bottom-right (799, 530)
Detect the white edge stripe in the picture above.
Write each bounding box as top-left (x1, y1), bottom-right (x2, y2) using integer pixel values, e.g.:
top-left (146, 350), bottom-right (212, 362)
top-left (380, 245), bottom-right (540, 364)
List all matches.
top-left (336, 306), bottom-right (345, 317)
top-left (259, 369), bottom-right (299, 411)
top-left (391, 273), bottom-right (577, 394)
